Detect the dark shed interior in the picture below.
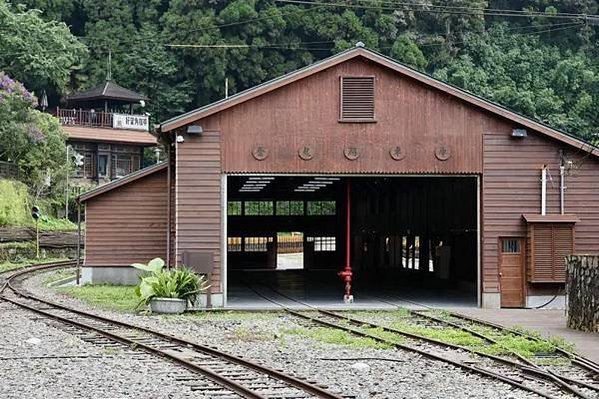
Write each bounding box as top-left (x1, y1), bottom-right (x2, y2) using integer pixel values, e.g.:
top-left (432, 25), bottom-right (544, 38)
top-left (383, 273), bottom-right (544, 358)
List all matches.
top-left (226, 175), bottom-right (478, 307)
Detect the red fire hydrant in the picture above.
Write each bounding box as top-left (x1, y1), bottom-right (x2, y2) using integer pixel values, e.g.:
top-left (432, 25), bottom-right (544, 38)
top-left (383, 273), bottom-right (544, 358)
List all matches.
top-left (338, 267), bottom-right (354, 303)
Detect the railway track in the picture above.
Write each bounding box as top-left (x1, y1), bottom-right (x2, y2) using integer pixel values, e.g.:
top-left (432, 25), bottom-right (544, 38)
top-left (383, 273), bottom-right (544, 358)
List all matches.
top-left (246, 283), bottom-right (599, 399)
top-left (0, 261), bottom-right (346, 399)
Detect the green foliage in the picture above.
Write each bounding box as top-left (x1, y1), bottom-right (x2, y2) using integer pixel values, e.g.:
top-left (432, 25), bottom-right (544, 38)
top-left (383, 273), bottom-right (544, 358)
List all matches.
top-left (434, 24), bottom-right (599, 142)
top-left (390, 320), bottom-right (487, 347)
top-left (0, 1), bottom-right (87, 93)
top-left (0, 256), bottom-right (67, 273)
top-left (37, 216), bottom-right (77, 231)
top-left (132, 257), bottom-right (210, 309)
top-left (0, 73), bottom-right (69, 200)
top-left (59, 284), bottom-right (139, 312)
top-left (0, 179), bottom-right (76, 230)
top-left (12, 0), bottom-right (599, 142)
top-left (284, 326), bottom-right (391, 349)
top-left (390, 34), bottom-right (427, 70)
top-left (0, 179), bottom-right (30, 226)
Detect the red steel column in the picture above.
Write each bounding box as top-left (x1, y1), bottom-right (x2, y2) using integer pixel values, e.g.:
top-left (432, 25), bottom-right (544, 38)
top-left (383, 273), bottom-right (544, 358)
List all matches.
top-left (338, 178), bottom-right (354, 303)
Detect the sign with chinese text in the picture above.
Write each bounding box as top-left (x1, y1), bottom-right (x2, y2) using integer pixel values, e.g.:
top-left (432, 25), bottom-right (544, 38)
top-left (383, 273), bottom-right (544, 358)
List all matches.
top-left (113, 114), bottom-right (149, 131)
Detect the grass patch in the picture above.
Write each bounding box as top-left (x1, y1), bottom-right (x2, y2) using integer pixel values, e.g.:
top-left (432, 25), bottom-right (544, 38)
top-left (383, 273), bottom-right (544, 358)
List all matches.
top-left (37, 217), bottom-right (78, 231)
top-left (390, 321), bottom-right (486, 347)
top-left (188, 310), bottom-right (280, 321)
top-left (284, 327), bottom-right (392, 349)
top-left (0, 257), bottom-right (68, 273)
top-left (58, 284), bottom-right (138, 312)
top-left (479, 334), bottom-right (562, 359)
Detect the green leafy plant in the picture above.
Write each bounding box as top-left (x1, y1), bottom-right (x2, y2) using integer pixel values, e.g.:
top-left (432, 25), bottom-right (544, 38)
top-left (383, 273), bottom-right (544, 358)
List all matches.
top-left (131, 257), bottom-right (210, 309)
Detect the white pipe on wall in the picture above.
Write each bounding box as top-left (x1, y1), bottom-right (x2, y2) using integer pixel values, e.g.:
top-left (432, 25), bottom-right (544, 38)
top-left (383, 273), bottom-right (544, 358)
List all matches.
top-left (541, 165), bottom-right (547, 216)
top-left (560, 165), bottom-right (565, 215)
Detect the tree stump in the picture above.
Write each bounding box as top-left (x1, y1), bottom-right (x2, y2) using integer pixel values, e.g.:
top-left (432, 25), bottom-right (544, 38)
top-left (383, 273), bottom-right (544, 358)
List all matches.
top-left (566, 255), bottom-right (599, 333)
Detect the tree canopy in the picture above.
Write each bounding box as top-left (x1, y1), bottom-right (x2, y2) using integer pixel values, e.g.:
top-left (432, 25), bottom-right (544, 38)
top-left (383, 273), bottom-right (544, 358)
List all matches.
top-left (8, 0), bottom-right (599, 142)
top-left (0, 1), bottom-right (86, 94)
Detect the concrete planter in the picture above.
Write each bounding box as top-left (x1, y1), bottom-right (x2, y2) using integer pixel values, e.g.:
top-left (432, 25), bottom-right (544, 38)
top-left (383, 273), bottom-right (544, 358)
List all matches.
top-left (150, 298), bottom-right (187, 314)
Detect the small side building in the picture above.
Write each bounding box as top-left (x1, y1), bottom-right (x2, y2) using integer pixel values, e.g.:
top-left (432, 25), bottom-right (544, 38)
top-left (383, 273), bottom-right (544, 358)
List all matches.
top-left (78, 163), bottom-right (168, 284)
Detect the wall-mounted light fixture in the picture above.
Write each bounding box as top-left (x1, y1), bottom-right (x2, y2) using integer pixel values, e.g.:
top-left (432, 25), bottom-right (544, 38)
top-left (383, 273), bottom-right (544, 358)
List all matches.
top-left (511, 128), bottom-right (528, 138)
top-left (187, 125), bottom-right (203, 135)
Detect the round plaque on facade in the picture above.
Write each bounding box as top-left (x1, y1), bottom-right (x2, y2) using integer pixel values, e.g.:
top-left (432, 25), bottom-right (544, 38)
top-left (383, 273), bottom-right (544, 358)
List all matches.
top-left (251, 145), bottom-right (269, 161)
top-left (344, 147), bottom-right (361, 161)
top-left (434, 145), bottom-right (451, 161)
top-left (390, 146), bottom-right (406, 161)
top-left (298, 145), bottom-right (314, 161)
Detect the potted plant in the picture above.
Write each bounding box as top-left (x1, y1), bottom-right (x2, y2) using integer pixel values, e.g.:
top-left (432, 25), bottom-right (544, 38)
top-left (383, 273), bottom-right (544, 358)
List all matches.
top-left (132, 257), bottom-right (210, 314)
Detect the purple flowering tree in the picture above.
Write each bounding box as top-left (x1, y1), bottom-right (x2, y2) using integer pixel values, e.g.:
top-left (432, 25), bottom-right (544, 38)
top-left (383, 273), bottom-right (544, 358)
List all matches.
top-left (0, 72), bottom-right (68, 199)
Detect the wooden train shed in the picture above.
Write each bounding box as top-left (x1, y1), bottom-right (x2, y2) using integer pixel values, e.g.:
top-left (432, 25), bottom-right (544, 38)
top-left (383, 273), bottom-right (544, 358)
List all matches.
top-left (78, 45), bottom-right (599, 309)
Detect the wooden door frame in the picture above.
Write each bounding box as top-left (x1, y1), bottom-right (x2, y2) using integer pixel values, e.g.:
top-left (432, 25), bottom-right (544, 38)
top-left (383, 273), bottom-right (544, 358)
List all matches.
top-left (498, 236), bottom-right (526, 308)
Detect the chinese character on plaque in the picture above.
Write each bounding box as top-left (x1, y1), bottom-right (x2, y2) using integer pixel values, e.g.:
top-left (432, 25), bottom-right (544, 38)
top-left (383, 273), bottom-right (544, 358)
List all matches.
top-left (434, 145), bottom-right (451, 161)
top-left (344, 147), bottom-right (361, 161)
top-left (252, 145), bottom-right (269, 161)
top-left (390, 145), bottom-right (406, 161)
top-left (298, 145), bottom-right (314, 160)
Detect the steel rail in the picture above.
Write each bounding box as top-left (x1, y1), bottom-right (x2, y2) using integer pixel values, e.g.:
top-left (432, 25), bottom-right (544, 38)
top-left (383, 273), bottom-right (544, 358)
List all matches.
top-left (2, 262), bottom-right (344, 399)
top-left (1, 295), bottom-right (269, 399)
top-left (375, 292), bottom-right (599, 376)
top-left (244, 283), bottom-right (596, 399)
top-left (0, 260), bottom-right (77, 293)
top-left (408, 309), bottom-right (596, 398)
top-left (287, 309), bottom-right (561, 399)
top-left (316, 308), bottom-right (598, 397)
top-left (443, 310), bottom-right (599, 375)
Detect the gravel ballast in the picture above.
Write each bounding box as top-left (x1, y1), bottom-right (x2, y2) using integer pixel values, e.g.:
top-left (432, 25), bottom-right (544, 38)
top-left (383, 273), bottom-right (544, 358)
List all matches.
top-left (7, 270), bottom-right (548, 399)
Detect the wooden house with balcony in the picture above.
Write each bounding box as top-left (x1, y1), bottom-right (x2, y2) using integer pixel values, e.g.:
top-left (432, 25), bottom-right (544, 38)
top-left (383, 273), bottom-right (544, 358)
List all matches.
top-left (56, 80), bottom-right (157, 184)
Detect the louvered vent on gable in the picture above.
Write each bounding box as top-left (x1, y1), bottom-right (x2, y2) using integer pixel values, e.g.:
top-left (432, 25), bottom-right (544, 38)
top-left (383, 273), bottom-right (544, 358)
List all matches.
top-left (340, 76), bottom-right (375, 121)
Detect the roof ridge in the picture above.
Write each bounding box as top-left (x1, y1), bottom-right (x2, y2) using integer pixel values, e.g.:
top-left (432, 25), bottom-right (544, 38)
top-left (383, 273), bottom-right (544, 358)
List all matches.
top-left (160, 46), bottom-right (597, 157)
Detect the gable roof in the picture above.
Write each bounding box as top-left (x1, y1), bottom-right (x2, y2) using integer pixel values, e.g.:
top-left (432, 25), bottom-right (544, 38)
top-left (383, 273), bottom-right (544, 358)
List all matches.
top-left (78, 162), bottom-right (167, 202)
top-left (67, 80), bottom-right (148, 103)
top-left (161, 46), bottom-right (597, 157)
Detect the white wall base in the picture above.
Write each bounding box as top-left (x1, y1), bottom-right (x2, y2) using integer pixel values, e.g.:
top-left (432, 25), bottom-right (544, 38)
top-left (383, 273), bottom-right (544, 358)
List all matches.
top-left (188, 293), bottom-right (225, 309)
top-left (81, 267), bottom-right (225, 308)
top-left (482, 293), bottom-right (501, 309)
top-left (526, 295), bottom-right (565, 310)
top-left (81, 266), bottom-right (140, 285)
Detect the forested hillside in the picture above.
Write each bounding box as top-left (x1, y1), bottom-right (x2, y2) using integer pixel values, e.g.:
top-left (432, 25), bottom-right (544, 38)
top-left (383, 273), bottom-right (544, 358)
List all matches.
top-left (10, 0), bottom-right (599, 142)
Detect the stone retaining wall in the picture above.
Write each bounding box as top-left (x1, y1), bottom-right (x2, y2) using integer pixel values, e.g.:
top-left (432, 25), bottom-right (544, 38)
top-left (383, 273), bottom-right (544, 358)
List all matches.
top-left (566, 255), bottom-right (599, 333)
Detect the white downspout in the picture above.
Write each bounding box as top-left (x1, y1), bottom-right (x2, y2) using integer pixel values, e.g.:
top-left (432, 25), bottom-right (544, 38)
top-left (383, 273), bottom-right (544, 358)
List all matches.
top-left (541, 165), bottom-right (547, 216)
top-left (560, 164), bottom-right (565, 215)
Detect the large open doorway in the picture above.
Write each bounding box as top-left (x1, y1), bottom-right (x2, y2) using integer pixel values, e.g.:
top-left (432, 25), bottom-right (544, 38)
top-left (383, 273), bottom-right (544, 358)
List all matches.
top-left (225, 175), bottom-right (479, 308)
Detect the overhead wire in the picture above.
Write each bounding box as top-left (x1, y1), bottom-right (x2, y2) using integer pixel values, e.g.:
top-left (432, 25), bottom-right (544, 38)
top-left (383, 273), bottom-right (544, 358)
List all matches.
top-left (0, 3), bottom-right (588, 59)
top-left (275, 0), bottom-right (599, 20)
top-left (0, 3), bottom-right (327, 58)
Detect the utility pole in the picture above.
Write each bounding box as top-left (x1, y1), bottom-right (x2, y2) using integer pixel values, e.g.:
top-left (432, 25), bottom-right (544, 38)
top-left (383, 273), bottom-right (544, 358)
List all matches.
top-left (65, 145), bottom-right (70, 219)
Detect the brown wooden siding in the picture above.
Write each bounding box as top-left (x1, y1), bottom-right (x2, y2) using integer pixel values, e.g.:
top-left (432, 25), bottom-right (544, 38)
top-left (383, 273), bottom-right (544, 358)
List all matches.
top-left (84, 169), bottom-right (167, 266)
top-left (217, 58), bottom-right (506, 175)
top-left (175, 131), bottom-right (222, 292)
top-left (483, 132), bottom-right (599, 292)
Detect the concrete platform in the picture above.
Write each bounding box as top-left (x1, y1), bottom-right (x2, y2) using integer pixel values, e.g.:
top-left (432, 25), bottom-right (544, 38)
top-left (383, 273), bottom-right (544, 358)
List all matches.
top-left (227, 269), bottom-right (477, 310)
top-left (452, 308), bottom-right (599, 364)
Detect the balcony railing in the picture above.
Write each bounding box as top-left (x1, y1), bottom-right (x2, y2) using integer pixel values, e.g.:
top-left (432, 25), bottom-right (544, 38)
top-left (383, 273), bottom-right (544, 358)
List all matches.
top-left (55, 108), bottom-right (149, 131)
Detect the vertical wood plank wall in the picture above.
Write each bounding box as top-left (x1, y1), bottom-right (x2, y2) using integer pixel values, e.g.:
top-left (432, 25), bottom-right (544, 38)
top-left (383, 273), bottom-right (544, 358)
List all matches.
top-left (219, 59), bottom-right (491, 175)
top-left (483, 132), bottom-right (599, 293)
top-left (84, 169), bottom-right (167, 266)
top-left (175, 131), bottom-right (223, 291)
